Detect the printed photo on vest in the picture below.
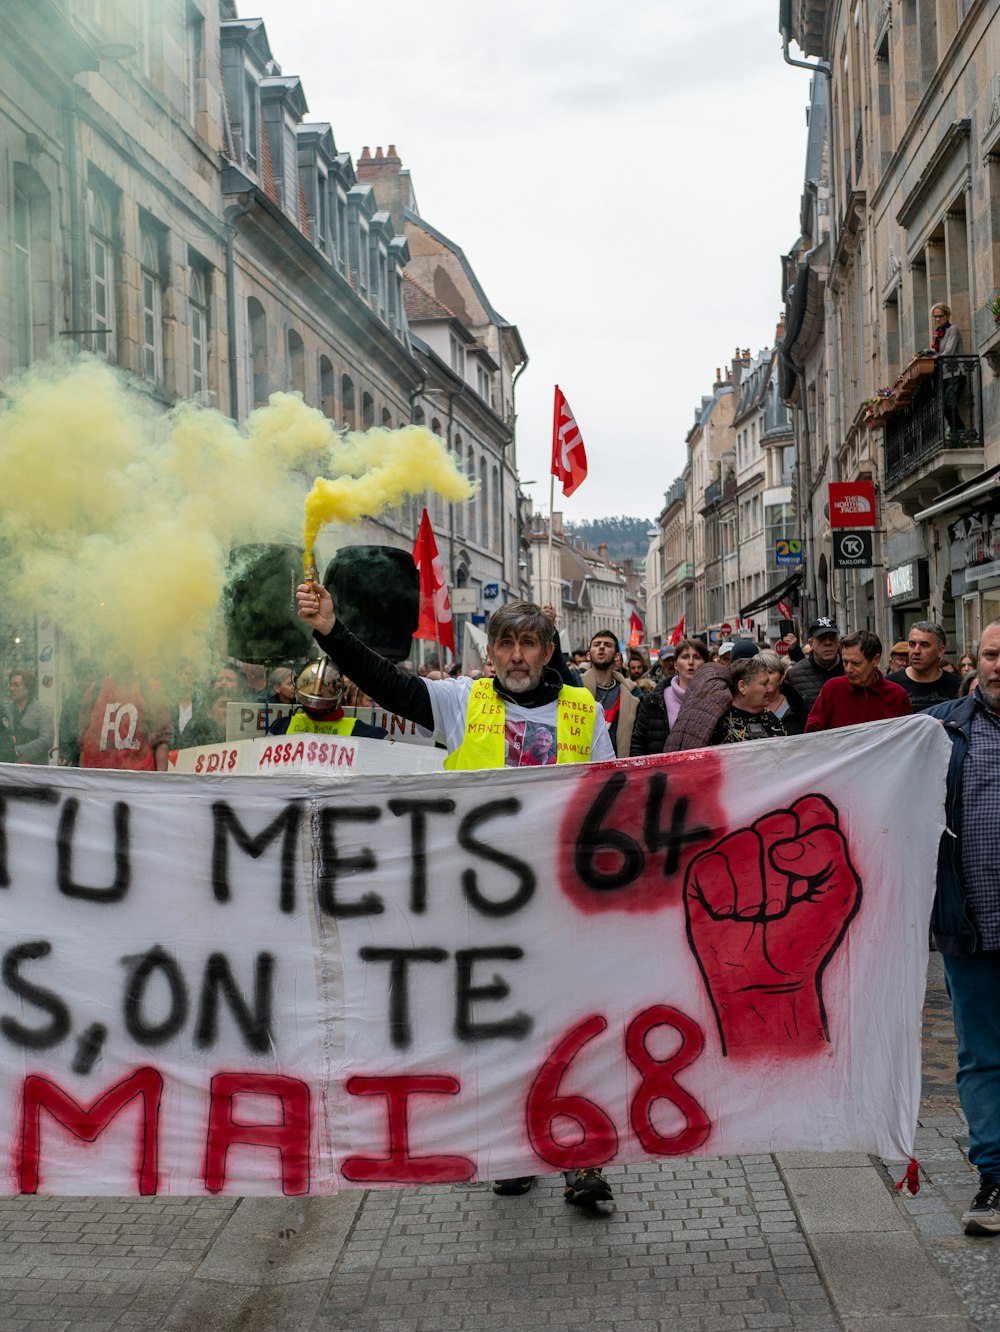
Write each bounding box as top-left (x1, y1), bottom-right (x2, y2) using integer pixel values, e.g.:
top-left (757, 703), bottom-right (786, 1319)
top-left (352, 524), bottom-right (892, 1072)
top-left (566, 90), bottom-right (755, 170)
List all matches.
top-left (511, 721), bottom-right (558, 767)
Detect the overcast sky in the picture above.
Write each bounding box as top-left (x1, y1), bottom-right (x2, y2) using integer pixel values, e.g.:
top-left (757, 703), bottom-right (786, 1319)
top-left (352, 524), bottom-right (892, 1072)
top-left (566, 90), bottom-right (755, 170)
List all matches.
top-left (246, 1), bottom-right (813, 523)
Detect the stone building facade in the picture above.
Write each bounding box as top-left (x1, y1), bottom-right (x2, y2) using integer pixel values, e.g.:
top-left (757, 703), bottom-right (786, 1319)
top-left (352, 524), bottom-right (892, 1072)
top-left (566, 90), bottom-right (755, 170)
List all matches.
top-left (780, 0), bottom-right (1000, 651)
top-left (0, 1), bottom-right (529, 723)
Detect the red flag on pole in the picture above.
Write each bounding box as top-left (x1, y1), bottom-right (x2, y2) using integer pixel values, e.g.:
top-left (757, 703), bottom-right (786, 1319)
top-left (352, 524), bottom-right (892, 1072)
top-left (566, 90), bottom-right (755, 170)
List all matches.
top-left (629, 612), bottom-right (644, 648)
top-left (551, 386), bottom-right (588, 497)
top-left (669, 615), bottom-right (685, 646)
top-left (412, 509), bottom-right (455, 654)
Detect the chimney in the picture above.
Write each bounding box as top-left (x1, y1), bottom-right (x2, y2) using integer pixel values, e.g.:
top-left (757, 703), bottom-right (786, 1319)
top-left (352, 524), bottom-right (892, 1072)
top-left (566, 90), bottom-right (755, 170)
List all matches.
top-left (597, 542), bottom-right (610, 563)
top-left (356, 145), bottom-right (406, 231)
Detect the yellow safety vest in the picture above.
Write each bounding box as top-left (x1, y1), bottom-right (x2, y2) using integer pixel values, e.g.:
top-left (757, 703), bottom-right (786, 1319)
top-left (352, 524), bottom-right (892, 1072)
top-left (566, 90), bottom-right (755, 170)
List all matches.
top-left (444, 678), bottom-right (597, 771)
top-left (286, 712), bottom-right (358, 736)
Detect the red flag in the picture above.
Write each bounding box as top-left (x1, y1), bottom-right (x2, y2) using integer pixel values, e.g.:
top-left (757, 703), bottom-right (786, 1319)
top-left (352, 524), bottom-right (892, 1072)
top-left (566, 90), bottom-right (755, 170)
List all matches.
top-left (551, 386), bottom-right (588, 497)
top-left (669, 615), bottom-right (685, 646)
top-left (629, 612), bottom-right (644, 648)
top-left (412, 509), bottom-right (455, 654)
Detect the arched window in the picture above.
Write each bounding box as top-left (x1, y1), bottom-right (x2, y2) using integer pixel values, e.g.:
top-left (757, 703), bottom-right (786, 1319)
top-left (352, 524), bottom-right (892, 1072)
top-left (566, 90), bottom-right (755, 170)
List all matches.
top-left (362, 391), bottom-right (375, 429)
top-left (319, 356), bottom-right (335, 418)
top-left (480, 455), bottom-right (488, 546)
top-left (381, 406), bottom-right (392, 429)
top-left (13, 185), bottom-right (33, 370)
top-left (413, 405), bottom-right (426, 428)
top-left (287, 329), bottom-right (305, 396)
top-left (88, 186), bottom-right (116, 361)
top-left (13, 168), bottom-right (52, 370)
top-left (341, 374), bottom-right (356, 430)
top-left (492, 465), bottom-right (501, 558)
top-left (140, 229), bottom-right (163, 383)
top-left (189, 266), bottom-right (208, 401)
top-left (247, 298), bottom-right (267, 408)
top-left (453, 435), bottom-right (464, 535)
top-left (431, 418), bottom-right (443, 524)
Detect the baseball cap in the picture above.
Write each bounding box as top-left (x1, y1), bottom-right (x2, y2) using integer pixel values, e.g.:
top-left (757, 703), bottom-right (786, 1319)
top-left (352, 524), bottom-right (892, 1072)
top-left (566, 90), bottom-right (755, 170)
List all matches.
top-left (661, 645), bottom-right (675, 658)
top-left (718, 641), bottom-right (735, 658)
top-left (730, 639), bottom-right (760, 661)
top-left (807, 617), bottom-right (839, 638)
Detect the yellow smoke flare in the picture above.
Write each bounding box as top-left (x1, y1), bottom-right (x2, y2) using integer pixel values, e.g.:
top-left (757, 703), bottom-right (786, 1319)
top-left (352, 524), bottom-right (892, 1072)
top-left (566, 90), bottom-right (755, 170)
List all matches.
top-left (303, 424), bottom-right (475, 552)
top-left (0, 356), bottom-right (471, 686)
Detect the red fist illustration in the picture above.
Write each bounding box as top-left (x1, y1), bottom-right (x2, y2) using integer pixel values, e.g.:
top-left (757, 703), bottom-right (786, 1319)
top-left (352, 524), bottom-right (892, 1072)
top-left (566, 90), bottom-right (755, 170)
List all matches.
top-left (684, 794), bottom-right (861, 1058)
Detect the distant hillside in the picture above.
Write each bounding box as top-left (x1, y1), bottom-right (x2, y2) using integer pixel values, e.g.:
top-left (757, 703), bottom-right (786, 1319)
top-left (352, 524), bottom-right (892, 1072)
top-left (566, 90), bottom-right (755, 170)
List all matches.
top-left (565, 516), bottom-right (654, 565)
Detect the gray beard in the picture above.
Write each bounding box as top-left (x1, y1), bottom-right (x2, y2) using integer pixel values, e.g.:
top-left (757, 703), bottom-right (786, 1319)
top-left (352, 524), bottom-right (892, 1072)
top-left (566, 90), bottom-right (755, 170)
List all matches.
top-left (495, 667), bottom-right (542, 694)
top-left (979, 683), bottom-right (1000, 713)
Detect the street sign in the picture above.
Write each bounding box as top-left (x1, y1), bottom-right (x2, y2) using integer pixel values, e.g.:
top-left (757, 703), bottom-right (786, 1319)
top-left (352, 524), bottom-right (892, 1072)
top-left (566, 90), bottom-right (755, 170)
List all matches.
top-left (483, 583), bottom-right (499, 600)
top-left (777, 599), bottom-right (793, 619)
top-left (829, 481), bottom-right (876, 529)
top-left (720, 621), bottom-right (732, 637)
top-left (450, 588), bottom-right (478, 613)
top-left (776, 539), bottom-right (804, 565)
top-left (832, 530), bottom-right (873, 569)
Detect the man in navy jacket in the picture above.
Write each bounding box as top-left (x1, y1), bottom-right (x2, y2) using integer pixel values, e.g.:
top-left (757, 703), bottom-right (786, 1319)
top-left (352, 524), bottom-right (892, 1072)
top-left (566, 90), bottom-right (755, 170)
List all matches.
top-left (928, 619), bottom-right (1000, 1235)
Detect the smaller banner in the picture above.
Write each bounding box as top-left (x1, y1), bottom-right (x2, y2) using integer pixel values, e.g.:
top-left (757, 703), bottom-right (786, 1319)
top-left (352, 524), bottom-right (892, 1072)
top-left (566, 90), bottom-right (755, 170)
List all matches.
top-left (413, 510), bottom-right (455, 654)
top-left (551, 386), bottom-right (588, 497)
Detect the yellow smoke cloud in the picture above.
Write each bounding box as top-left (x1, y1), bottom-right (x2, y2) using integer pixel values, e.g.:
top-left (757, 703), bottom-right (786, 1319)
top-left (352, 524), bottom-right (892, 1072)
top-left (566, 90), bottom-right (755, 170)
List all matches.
top-left (303, 424), bottom-right (475, 553)
top-left (0, 356), bottom-right (472, 683)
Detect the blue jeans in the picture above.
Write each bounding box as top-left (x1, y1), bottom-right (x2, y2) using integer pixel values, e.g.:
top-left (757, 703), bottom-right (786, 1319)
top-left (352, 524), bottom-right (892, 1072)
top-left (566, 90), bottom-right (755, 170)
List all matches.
top-left (943, 951), bottom-right (1000, 1180)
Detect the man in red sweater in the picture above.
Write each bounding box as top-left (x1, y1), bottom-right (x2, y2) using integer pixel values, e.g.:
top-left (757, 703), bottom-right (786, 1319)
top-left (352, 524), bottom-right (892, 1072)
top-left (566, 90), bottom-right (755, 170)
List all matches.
top-left (805, 630), bottom-right (913, 732)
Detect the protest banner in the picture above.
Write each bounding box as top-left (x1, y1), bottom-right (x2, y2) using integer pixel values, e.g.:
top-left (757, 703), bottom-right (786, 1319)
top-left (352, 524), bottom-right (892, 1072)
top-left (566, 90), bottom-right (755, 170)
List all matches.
top-left (0, 716), bottom-right (948, 1196)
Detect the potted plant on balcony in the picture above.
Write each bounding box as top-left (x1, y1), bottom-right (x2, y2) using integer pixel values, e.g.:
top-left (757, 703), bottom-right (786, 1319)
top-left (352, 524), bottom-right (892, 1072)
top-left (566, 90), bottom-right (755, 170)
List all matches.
top-left (908, 348), bottom-right (937, 377)
top-left (987, 292), bottom-right (1000, 327)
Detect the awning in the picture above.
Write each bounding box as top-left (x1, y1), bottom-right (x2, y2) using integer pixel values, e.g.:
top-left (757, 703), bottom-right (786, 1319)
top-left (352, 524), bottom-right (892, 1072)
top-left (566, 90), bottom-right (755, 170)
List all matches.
top-left (740, 571), bottom-right (803, 617)
top-left (912, 465), bottom-right (1000, 523)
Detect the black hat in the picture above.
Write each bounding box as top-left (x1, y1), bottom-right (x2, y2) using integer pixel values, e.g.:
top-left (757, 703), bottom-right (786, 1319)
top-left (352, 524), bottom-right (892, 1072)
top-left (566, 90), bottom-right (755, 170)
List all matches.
top-left (807, 617), bottom-right (839, 639)
top-left (729, 639), bottom-right (760, 661)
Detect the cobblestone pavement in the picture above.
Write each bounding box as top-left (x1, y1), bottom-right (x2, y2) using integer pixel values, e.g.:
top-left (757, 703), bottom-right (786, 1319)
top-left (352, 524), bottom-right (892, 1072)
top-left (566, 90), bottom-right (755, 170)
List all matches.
top-left (0, 954), bottom-right (993, 1332)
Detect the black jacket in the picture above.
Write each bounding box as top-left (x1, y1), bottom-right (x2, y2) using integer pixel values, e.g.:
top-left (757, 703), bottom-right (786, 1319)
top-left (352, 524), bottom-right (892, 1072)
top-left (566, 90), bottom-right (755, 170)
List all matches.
top-left (629, 678), bottom-right (670, 756)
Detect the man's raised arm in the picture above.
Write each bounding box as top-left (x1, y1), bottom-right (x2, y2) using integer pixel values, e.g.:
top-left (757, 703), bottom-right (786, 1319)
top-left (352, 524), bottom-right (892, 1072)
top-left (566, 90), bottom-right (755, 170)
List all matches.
top-left (295, 582), bottom-right (434, 730)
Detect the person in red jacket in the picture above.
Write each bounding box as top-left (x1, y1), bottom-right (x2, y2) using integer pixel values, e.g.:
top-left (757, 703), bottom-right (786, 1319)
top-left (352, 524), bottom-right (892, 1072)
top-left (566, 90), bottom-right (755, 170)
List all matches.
top-left (804, 630), bottom-right (912, 732)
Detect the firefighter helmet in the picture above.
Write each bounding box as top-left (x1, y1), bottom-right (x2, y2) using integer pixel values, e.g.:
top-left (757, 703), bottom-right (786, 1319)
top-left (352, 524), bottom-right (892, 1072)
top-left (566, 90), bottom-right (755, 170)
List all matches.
top-left (295, 657), bottom-right (344, 710)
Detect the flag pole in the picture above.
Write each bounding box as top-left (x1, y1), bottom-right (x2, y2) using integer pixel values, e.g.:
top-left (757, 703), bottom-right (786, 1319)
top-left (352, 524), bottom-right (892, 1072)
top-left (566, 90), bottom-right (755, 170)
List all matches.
top-left (547, 472), bottom-right (556, 611)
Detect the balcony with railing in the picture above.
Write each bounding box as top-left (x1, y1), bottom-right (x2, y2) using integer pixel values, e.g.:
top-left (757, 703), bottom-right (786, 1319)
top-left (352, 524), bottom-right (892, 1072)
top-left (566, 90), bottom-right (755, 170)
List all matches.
top-left (881, 357), bottom-right (985, 515)
top-left (668, 559), bottom-right (694, 589)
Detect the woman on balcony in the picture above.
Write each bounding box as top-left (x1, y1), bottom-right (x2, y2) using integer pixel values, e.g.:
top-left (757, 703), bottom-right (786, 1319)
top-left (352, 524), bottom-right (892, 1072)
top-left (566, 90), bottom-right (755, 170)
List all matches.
top-left (931, 303), bottom-right (967, 431)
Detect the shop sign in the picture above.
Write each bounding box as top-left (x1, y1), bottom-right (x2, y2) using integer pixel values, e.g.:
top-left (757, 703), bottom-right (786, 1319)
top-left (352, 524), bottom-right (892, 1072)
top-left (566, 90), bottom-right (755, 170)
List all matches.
top-left (829, 481), bottom-right (876, 529)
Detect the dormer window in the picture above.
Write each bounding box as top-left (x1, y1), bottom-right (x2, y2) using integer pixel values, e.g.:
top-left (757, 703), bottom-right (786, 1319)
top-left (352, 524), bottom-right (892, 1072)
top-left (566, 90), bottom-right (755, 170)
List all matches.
top-left (244, 72), bottom-right (259, 170)
top-left (450, 335), bottom-right (466, 377)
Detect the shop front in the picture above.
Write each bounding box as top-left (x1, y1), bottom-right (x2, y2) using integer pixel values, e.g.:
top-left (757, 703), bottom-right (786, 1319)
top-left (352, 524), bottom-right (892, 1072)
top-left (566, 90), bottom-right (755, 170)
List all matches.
top-left (914, 467), bottom-right (1000, 655)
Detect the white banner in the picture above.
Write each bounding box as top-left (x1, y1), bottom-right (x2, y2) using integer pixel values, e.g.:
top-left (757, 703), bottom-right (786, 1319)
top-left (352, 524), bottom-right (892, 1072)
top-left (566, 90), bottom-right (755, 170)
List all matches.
top-left (0, 716), bottom-right (949, 1196)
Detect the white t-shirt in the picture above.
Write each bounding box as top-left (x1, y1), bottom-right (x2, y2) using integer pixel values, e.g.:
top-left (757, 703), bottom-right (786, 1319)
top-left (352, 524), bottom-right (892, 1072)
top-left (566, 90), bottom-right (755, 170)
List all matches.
top-left (424, 676), bottom-right (615, 767)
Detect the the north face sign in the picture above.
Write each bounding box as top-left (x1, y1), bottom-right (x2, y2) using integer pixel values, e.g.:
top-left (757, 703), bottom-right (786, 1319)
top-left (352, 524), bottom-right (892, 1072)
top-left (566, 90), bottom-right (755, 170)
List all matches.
top-left (829, 481), bottom-right (876, 528)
